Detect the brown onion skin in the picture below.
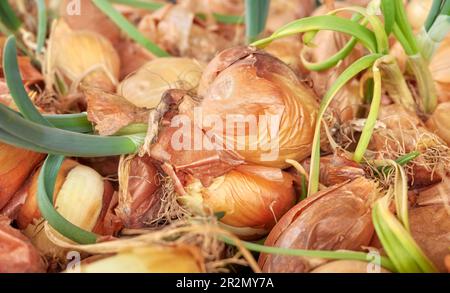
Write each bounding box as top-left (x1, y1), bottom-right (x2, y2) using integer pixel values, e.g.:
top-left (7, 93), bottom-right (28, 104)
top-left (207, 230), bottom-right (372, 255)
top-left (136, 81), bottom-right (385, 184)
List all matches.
top-left (409, 205), bottom-right (450, 272)
top-left (259, 177), bottom-right (378, 273)
top-left (116, 155), bottom-right (161, 229)
top-left (0, 216), bottom-right (46, 273)
top-left (197, 46), bottom-right (318, 169)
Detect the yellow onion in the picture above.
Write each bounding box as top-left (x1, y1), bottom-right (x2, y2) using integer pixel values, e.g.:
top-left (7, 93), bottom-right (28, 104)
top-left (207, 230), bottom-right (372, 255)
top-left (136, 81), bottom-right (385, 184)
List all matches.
top-left (0, 143), bottom-right (44, 210)
top-left (430, 35), bottom-right (450, 102)
top-left (74, 245), bottom-right (205, 273)
top-left (426, 102), bottom-right (450, 146)
top-left (181, 165), bottom-right (296, 240)
top-left (196, 46), bottom-right (318, 169)
top-left (47, 20), bottom-right (120, 93)
top-left (59, 0), bottom-right (121, 46)
top-left (118, 58), bottom-right (204, 109)
top-left (16, 160), bottom-right (122, 257)
top-left (259, 177), bottom-right (379, 273)
top-left (0, 215), bottom-right (46, 273)
top-left (406, 0), bottom-right (433, 32)
top-left (311, 260), bottom-right (390, 273)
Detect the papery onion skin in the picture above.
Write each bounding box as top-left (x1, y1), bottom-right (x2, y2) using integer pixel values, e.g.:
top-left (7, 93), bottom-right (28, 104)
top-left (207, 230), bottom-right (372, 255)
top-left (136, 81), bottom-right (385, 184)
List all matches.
top-left (259, 177), bottom-right (378, 273)
top-left (183, 165), bottom-right (296, 240)
top-left (118, 58), bottom-right (204, 109)
top-left (0, 143), bottom-right (45, 210)
top-left (197, 46), bottom-right (318, 169)
top-left (0, 216), bottom-right (46, 273)
top-left (76, 245), bottom-right (205, 273)
top-left (311, 260), bottom-right (390, 273)
top-left (430, 35), bottom-right (450, 103)
top-left (116, 155), bottom-right (162, 229)
top-left (48, 20), bottom-right (120, 93)
top-left (426, 102), bottom-right (450, 146)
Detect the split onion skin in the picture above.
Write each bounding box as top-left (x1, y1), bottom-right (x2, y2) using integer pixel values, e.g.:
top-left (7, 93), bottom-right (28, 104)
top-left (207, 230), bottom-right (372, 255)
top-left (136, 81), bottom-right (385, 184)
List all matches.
top-left (197, 46), bottom-right (319, 169)
top-left (0, 143), bottom-right (45, 210)
top-left (0, 216), bottom-right (46, 273)
top-left (259, 177), bottom-right (378, 273)
top-left (184, 165), bottom-right (297, 240)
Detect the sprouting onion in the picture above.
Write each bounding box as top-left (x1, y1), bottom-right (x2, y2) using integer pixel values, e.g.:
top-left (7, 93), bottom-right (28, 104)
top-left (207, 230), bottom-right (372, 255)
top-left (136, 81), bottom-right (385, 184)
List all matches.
top-left (36, 0), bottom-right (47, 53)
top-left (92, 0), bottom-right (170, 57)
top-left (220, 235), bottom-right (396, 272)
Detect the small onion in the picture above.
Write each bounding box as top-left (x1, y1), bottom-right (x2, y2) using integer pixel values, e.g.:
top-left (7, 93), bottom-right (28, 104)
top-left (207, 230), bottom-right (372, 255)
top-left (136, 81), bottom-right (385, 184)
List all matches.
top-left (197, 46), bottom-right (318, 169)
top-left (311, 260), bottom-right (390, 273)
top-left (75, 245), bottom-right (205, 273)
top-left (118, 58), bottom-right (204, 109)
top-left (426, 102), bottom-right (450, 146)
top-left (47, 20), bottom-right (120, 93)
top-left (0, 143), bottom-right (44, 210)
top-left (0, 216), bottom-right (46, 273)
top-left (16, 160), bottom-right (122, 257)
top-left (182, 165), bottom-right (296, 240)
top-left (259, 177), bottom-right (378, 273)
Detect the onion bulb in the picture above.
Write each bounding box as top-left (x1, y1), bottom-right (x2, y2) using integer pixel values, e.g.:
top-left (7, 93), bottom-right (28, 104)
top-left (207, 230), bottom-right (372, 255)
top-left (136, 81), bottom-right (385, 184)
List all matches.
top-left (311, 260), bottom-right (390, 273)
top-left (47, 20), bottom-right (120, 93)
top-left (74, 245), bottom-right (205, 273)
top-left (406, 0), bottom-right (432, 32)
top-left (430, 35), bottom-right (450, 102)
top-left (426, 102), bottom-right (450, 146)
top-left (181, 165), bottom-right (296, 240)
top-left (259, 177), bottom-right (378, 272)
top-left (118, 58), bottom-right (204, 109)
top-left (196, 46), bottom-right (318, 169)
top-left (0, 143), bottom-right (44, 210)
top-left (0, 216), bottom-right (46, 273)
top-left (16, 160), bottom-right (122, 258)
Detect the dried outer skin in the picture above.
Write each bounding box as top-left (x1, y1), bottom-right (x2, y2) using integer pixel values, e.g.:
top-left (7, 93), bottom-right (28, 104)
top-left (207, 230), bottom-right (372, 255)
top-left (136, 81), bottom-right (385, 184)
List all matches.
top-left (417, 180), bottom-right (450, 206)
top-left (259, 177), bottom-right (378, 273)
top-left (0, 216), bottom-right (45, 272)
top-left (197, 46), bottom-right (318, 169)
top-left (116, 155), bottom-right (162, 228)
top-left (409, 205), bottom-right (450, 272)
top-left (301, 153), bottom-right (365, 187)
top-left (0, 143), bottom-right (45, 210)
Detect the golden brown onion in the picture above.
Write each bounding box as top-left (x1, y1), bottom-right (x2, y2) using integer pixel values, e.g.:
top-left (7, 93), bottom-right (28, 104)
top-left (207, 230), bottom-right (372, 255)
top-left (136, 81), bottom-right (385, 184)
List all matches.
top-left (118, 58), bottom-right (204, 109)
top-left (0, 144), bottom-right (44, 210)
top-left (182, 165), bottom-right (296, 240)
top-left (197, 46), bottom-right (318, 169)
top-left (0, 216), bottom-right (46, 273)
top-left (47, 20), bottom-right (120, 93)
top-left (259, 177), bottom-right (378, 272)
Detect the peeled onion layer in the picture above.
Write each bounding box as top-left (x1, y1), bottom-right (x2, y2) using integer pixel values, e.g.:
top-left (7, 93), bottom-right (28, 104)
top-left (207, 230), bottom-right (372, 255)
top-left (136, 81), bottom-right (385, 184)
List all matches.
top-left (259, 177), bottom-right (378, 273)
top-left (75, 245), bottom-right (205, 273)
top-left (0, 216), bottom-right (45, 273)
top-left (196, 46), bottom-right (318, 169)
top-left (182, 165), bottom-right (296, 240)
top-left (118, 57), bottom-right (204, 109)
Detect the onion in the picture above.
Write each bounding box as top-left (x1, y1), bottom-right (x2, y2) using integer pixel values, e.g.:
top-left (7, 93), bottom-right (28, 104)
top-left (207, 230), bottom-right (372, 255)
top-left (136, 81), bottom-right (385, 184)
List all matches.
top-left (118, 58), bottom-right (205, 109)
top-left (311, 260), bottom-right (390, 273)
top-left (409, 204), bottom-right (450, 272)
top-left (116, 155), bottom-right (161, 228)
top-left (406, 0), bottom-right (433, 32)
top-left (426, 102), bottom-right (450, 146)
top-left (59, 0), bottom-right (121, 46)
top-left (0, 216), bottom-right (46, 273)
top-left (0, 143), bottom-right (44, 210)
top-left (47, 20), bottom-right (120, 93)
top-left (75, 245), bottom-right (205, 273)
top-left (197, 46), bottom-right (318, 169)
top-left (16, 160), bottom-right (122, 257)
top-left (430, 35), bottom-right (450, 103)
top-left (264, 37), bottom-right (306, 76)
top-left (181, 165), bottom-right (296, 240)
top-left (259, 177), bottom-right (378, 272)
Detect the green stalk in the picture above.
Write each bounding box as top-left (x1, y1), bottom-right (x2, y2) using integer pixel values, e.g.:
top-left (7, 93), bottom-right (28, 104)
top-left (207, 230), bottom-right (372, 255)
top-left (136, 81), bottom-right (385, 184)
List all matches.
top-left (38, 155), bottom-right (98, 244)
top-left (245, 0), bottom-right (270, 43)
top-left (92, 0), bottom-right (170, 57)
top-left (114, 123), bottom-right (148, 136)
top-left (408, 55), bottom-right (438, 113)
top-left (36, 0), bottom-right (47, 54)
top-left (221, 235), bottom-right (396, 272)
top-left (424, 0), bottom-right (443, 31)
top-left (0, 0), bottom-right (22, 32)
